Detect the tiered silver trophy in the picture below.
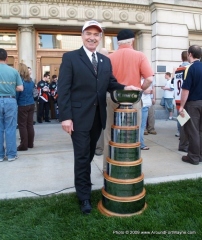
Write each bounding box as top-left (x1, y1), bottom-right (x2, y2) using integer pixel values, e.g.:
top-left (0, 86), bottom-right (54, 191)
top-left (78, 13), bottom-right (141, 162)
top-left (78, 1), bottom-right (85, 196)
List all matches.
top-left (98, 90), bottom-right (147, 217)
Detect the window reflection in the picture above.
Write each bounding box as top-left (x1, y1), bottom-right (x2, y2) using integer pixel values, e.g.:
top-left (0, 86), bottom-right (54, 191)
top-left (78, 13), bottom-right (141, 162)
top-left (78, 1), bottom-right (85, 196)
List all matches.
top-left (42, 66), bottom-right (50, 76)
top-left (38, 34), bottom-right (119, 51)
top-left (38, 33), bottom-right (83, 50)
top-left (0, 33), bottom-right (17, 48)
top-left (104, 36), bottom-right (118, 51)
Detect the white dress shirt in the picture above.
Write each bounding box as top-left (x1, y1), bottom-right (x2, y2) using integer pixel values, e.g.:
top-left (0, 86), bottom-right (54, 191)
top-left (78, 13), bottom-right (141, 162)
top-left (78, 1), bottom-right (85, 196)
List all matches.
top-left (83, 46), bottom-right (98, 63)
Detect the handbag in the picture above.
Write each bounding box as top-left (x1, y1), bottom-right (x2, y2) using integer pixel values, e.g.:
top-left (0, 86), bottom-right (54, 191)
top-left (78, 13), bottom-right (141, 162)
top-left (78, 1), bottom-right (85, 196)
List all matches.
top-left (160, 96), bottom-right (165, 107)
top-left (33, 86), bottom-right (38, 101)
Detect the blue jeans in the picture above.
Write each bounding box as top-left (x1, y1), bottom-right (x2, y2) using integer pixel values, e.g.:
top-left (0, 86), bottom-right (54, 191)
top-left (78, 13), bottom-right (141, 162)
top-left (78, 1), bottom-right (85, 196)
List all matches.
top-left (140, 106), bottom-right (149, 148)
top-left (164, 98), bottom-right (174, 113)
top-left (0, 98), bottom-right (17, 159)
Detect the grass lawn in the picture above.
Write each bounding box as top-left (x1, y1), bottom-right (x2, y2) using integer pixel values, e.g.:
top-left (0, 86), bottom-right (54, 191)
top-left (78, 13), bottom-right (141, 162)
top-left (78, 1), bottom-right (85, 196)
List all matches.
top-left (0, 178), bottom-right (202, 240)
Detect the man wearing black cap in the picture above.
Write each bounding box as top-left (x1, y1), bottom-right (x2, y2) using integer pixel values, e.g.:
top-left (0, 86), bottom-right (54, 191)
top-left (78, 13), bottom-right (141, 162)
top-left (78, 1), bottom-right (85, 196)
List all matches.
top-left (57, 21), bottom-right (138, 214)
top-left (103, 29), bottom-right (154, 171)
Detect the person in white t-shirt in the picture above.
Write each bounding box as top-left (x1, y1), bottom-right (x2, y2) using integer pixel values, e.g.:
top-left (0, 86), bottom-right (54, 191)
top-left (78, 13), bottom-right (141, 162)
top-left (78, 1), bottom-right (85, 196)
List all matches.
top-left (144, 79), bottom-right (157, 135)
top-left (161, 72), bottom-right (174, 120)
top-left (141, 80), bottom-right (152, 150)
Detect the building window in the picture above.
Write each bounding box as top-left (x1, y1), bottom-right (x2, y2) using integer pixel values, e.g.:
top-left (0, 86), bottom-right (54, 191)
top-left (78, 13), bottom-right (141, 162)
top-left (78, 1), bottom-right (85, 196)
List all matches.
top-left (42, 66), bottom-right (50, 76)
top-left (38, 33), bottom-right (83, 50)
top-left (0, 33), bottom-right (17, 49)
top-left (104, 36), bottom-right (118, 51)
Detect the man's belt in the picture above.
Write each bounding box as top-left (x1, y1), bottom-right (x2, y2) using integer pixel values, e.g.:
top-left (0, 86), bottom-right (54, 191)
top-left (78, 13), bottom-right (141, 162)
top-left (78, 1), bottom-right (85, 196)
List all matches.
top-left (0, 96), bottom-right (15, 98)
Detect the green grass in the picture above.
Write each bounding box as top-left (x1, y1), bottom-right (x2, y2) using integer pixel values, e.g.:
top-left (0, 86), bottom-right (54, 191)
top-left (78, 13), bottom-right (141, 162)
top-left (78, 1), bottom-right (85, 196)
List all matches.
top-left (0, 178), bottom-right (202, 240)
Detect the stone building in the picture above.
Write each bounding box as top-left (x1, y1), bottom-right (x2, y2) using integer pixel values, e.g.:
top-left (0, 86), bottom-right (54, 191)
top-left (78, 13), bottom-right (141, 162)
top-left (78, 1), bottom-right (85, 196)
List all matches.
top-left (1, 0), bottom-right (202, 109)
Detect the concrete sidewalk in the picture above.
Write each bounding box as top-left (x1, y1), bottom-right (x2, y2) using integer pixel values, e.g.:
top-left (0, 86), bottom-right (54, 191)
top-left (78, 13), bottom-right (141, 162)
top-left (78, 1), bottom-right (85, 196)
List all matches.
top-left (0, 119), bottom-right (202, 199)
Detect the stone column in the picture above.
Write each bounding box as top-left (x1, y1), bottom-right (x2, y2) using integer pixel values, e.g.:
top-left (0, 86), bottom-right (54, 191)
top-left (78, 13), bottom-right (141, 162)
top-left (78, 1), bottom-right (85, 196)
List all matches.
top-left (136, 30), bottom-right (152, 63)
top-left (150, 12), bottom-right (189, 117)
top-left (18, 25), bottom-right (34, 69)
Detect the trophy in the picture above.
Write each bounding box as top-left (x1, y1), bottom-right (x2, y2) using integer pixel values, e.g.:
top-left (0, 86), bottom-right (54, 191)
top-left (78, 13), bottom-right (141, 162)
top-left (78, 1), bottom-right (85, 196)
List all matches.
top-left (98, 90), bottom-right (147, 216)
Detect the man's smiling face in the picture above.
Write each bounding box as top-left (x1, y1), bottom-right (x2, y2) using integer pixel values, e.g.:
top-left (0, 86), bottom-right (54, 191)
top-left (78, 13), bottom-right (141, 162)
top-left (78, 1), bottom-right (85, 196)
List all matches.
top-left (81, 27), bottom-right (102, 52)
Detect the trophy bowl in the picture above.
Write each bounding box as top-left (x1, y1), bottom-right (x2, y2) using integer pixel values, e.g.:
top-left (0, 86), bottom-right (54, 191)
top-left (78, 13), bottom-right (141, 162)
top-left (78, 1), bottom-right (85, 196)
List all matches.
top-left (110, 90), bottom-right (142, 105)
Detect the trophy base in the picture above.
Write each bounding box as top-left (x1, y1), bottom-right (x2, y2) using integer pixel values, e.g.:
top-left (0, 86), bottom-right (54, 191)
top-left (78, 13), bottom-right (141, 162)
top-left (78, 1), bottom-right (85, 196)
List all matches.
top-left (98, 200), bottom-right (147, 217)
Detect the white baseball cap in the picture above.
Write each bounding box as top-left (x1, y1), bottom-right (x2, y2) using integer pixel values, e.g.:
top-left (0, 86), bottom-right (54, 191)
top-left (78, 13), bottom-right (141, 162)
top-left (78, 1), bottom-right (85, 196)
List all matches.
top-left (82, 20), bottom-right (102, 32)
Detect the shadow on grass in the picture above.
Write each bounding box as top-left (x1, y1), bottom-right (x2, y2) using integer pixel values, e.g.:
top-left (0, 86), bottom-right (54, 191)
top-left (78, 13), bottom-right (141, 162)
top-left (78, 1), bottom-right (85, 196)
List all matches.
top-left (0, 178), bottom-right (202, 240)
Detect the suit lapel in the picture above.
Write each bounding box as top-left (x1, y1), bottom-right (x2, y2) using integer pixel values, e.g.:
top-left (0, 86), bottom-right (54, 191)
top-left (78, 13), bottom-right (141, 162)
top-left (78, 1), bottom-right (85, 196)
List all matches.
top-left (79, 47), bottom-right (96, 76)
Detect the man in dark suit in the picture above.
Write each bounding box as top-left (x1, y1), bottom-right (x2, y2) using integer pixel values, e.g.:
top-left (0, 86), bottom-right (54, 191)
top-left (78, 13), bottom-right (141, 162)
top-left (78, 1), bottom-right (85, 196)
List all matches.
top-left (57, 20), bottom-right (138, 214)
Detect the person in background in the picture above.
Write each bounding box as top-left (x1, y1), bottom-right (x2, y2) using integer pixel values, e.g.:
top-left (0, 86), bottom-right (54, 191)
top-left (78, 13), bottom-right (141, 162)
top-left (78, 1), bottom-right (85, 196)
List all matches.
top-left (57, 20), bottom-right (138, 215)
top-left (28, 66), bottom-right (37, 125)
top-left (173, 51), bottom-right (189, 152)
top-left (99, 48), bottom-right (108, 55)
top-left (28, 67), bottom-right (32, 78)
top-left (179, 45), bottom-right (202, 165)
top-left (140, 79), bottom-right (152, 150)
top-left (95, 48), bottom-right (109, 156)
top-left (16, 63), bottom-right (35, 151)
top-left (144, 78), bottom-right (157, 135)
top-left (103, 29), bottom-right (154, 172)
top-left (37, 73), bottom-right (51, 123)
top-left (49, 74), bottom-right (59, 121)
top-left (0, 48), bottom-right (23, 162)
top-left (161, 72), bottom-right (174, 120)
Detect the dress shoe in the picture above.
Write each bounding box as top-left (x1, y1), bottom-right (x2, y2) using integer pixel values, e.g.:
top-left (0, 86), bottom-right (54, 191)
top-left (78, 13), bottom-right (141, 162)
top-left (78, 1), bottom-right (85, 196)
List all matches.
top-left (144, 131), bottom-right (148, 135)
top-left (17, 146), bottom-right (28, 151)
top-left (80, 199), bottom-right (92, 214)
top-left (37, 121), bottom-right (42, 123)
top-left (178, 148), bottom-right (188, 153)
top-left (45, 120), bottom-right (51, 122)
top-left (182, 156), bottom-right (199, 165)
top-left (148, 130), bottom-right (157, 135)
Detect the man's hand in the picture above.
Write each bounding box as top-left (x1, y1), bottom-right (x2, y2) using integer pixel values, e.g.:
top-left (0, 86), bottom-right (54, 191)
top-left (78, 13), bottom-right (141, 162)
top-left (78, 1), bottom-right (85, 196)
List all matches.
top-left (43, 86), bottom-right (49, 92)
top-left (124, 85), bottom-right (142, 91)
top-left (61, 120), bottom-right (74, 135)
top-left (16, 85), bottom-right (23, 92)
top-left (179, 107), bottom-right (185, 118)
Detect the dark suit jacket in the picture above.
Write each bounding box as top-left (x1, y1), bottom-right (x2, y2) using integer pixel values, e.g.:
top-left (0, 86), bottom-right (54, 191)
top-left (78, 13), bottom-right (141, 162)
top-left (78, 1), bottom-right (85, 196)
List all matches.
top-left (57, 47), bottom-right (125, 131)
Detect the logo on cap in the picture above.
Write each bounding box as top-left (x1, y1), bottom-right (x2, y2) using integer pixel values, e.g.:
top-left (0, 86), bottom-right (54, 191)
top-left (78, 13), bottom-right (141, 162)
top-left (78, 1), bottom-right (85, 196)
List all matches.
top-left (82, 20), bottom-right (102, 32)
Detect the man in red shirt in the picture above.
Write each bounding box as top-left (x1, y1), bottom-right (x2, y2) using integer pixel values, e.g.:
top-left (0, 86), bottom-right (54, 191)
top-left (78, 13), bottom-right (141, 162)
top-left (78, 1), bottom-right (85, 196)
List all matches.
top-left (103, 29), bottom-right (154, 171)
